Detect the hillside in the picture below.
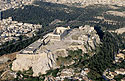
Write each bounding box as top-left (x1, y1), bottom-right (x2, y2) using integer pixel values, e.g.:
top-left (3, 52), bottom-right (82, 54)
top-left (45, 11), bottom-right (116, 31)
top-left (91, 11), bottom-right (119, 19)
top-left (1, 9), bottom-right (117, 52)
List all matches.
top-left (2, 1), bottom-right (125, 30)
top-left (43, 0), bottom-right (125, 6)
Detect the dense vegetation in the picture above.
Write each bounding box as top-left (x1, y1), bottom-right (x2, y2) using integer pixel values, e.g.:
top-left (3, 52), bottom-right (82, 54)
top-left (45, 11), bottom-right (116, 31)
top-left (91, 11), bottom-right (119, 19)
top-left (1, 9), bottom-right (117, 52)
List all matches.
top-left (87, 31), bottom-right (118, 80)
top-left (2, 1), bottom-right (82, 26)
top-left (2, 1), bottom-right (125, 30)
top-left (13, 68), bottom-right (42, 81)
top-left (0, 35), bottom-right (39, 55)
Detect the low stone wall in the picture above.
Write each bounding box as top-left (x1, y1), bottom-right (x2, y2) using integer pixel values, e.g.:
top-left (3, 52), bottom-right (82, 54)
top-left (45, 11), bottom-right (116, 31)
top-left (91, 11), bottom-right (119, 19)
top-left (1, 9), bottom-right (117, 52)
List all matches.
top-left (16, 53), bottom-right (44, 59)
top-left (68, 45), bottom-right (87, 53)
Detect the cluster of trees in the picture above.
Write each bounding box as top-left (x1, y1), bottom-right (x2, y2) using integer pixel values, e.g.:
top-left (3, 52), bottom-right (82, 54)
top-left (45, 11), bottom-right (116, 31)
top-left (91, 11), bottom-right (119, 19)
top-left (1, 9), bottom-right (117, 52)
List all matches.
top-left (104, 14), bottom-right (125, 22)
top-left (0, 35), bottom-right (39, 55)
top-left (14, 68), bottom-right (41, 81)
top-left (112, 33), bottom-right (125, 50)
top-left (114, 74), bottom-right (125, 81)
top-left (87, 31), bottom-right (124, 80)
top-left (56, 49), bottom-right (83, 66)
top-left (2, 1), bottom-right (124, 30)
top-left (45, 68), bottom-right (59, 77)
top-left (2, 1), bottom-right (82, 26)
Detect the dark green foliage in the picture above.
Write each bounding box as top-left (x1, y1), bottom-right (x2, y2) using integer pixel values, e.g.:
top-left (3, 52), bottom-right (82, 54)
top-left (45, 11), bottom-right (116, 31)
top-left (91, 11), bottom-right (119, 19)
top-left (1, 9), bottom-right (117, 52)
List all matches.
top-left (87, 70), bottom-right (102, 80)
top-left (110, 61), bottom-right (125, 72)
top-left (56, 49), bottom-right (83, 67)
top-left (68, 49), bottom-right (82, 59)
top-left (0, 35), bottom-right (39, 55)
top-left (23, 77), bottom-right (40, 81)
top-left (0, 70), bottom-right (4, 76)
top-left (2, 1), bottom-right (82, 26)
top-left (114, 74), bottom-right (125, 81)
top-left (2, 2), bottom-right (125, 30)
top-left (9, 63), bottom-right (12, 68)
top-left (83, 53), bottom-right (90, 59)
top-left (87, 31), bottom-right (121, 80)
top-left (24, 67), bottom-right (33, 75)
top-left (111, 33), bottom-right (125, 49)
top-left (46, 68), bottom-right (59, 77)
top-left (104, 14), bottom-right (125, 22)
top-left (64, 78), bottom-right (72, 81)
top-left (94, 26), bottom-right (104, 40)
top-left (14, 68), bottom-right (41, 81)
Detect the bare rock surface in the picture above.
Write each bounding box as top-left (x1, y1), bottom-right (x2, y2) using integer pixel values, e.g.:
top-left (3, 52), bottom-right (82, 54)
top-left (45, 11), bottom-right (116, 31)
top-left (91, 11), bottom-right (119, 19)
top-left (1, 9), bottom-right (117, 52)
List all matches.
top-left (106, 11), bottom-right (125, 17)
top-left (0, 57), bottom-right (10, 64)
top-left (12, 52), bottom-right (56, 76)
top-left (115, 27), bottom-right (125, 34)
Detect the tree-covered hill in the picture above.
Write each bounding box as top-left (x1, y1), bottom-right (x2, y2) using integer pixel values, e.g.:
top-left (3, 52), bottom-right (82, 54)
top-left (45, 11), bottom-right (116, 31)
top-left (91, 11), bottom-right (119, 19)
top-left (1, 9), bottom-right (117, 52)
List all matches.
top-left (2, 1), bottom-right (83, 26)
top-left (2, 1), bottom-right (125, 30)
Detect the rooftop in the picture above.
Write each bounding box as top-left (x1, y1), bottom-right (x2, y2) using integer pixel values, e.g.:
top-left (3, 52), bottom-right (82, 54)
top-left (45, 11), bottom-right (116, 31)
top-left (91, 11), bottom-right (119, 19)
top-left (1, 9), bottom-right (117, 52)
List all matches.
top-left (21, 40), bottom-right (42, 54)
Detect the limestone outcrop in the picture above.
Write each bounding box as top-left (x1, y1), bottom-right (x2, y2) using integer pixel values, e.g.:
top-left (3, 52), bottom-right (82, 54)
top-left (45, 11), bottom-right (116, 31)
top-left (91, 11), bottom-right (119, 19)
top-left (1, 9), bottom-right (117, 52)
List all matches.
top-left (12, 52), bottom-right (56, 76)
top-left (12, 25), bottom-right (101, 76)
top-left (115, 27), bottom-right (125, 34)
top-left (43, 0), bottom-right (125, 6)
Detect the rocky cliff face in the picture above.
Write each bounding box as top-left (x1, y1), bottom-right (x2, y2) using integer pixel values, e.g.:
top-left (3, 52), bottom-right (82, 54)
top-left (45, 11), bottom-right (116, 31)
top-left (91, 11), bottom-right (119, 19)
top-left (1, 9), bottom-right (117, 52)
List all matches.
top-left (42, 0), bottom-right (125, 6)
top-left (12, 52), bottom-right (56, 76)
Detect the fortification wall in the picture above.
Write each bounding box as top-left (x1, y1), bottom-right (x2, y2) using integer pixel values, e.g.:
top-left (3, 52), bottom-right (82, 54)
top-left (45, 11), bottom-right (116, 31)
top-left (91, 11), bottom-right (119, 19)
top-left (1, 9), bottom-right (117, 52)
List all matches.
top-left (16, 53), bottom-right (46, 60)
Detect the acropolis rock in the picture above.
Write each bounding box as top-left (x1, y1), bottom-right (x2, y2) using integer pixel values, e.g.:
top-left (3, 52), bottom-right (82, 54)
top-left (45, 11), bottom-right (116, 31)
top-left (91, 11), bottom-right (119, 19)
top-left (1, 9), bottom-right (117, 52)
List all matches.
top-left (12, 25), bottom-right (101, 76)
top-left (12, 52), bottom-right (56, 76)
